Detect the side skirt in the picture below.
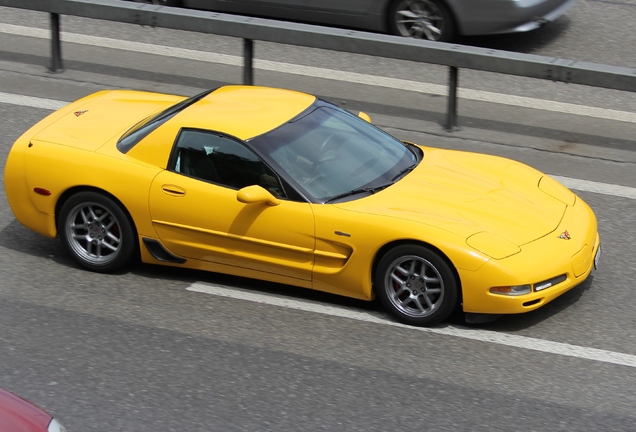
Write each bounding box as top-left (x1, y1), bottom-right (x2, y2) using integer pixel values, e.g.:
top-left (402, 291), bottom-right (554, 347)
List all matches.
top-left (142, 238), bottom-right (187, 264)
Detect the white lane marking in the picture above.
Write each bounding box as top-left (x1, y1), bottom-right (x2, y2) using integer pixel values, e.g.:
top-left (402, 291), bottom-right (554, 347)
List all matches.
top-left (188, 282), bottom-right (636, 369)
top-left (1, 23), bottom-right (635, 124)
top-left (553, 175), bottom-right (636, 200)
top-left (0, 92), bottom-right (67, 110)
top-left (2, 90), bottom-right (635, 200)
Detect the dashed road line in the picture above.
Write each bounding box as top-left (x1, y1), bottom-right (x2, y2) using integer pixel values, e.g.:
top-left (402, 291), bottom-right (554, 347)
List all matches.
top-left (188, 282), bottom-right (636, 369)
top-left (0, 92), bottom-right (67, 110)
top-left (552, 175), bottom-right (636, 200)
top-left (1, 22), bottom-right (636, 124)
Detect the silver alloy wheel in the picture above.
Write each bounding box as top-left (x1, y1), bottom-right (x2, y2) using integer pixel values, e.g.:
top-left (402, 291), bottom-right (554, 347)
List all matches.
top-left (383, 254), bottom-right (444, 318)
top-left (393, 0), bottom-right (446, 40)
top-left (64, 201), bottom-right (123, 266)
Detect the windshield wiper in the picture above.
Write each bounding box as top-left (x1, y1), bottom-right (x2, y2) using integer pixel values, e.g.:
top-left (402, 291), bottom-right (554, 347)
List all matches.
top-left (390, 162), bottom-right (418, 182)
top-left (325, 161), bottom-right (418, 203)
top-left (325, 184), bottom-right (390, 203)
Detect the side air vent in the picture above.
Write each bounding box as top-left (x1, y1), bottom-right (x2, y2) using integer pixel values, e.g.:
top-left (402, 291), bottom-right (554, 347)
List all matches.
top-left (522, 298), bottom-right (542, 307)
top-left (142, 238), bottom-right (187, 264)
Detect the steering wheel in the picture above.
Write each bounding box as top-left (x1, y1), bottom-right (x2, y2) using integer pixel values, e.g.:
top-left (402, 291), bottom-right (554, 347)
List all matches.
top-left (305, 133), bottom-right (339, 179)
top-left (317, 133), bottom-right (342, 160)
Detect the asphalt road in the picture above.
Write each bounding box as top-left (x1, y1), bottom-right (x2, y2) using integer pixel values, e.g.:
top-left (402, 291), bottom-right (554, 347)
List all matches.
top-left (0, 2), bottom-right (635, 431)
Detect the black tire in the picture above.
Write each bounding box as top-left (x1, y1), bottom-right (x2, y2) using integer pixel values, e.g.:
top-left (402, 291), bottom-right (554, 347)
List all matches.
top-left (156, 0), bottom-right (182, 6)
top-left (375, 244), bottom-right (458, 326)
top-left (58, 191), bottom-right (136, 273)
top-left (388, 0), bottom-right (456, 42)
top-left (130, 0), bottom-right (182, 6)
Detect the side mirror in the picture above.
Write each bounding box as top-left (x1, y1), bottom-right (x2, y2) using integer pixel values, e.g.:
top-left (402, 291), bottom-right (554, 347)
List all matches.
top-left (358, 111), bottom-right (372, 123)
top-left (236, 185), bottom-right (280, 206)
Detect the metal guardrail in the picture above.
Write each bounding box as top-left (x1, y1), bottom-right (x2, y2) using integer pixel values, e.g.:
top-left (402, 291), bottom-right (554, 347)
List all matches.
top-left (1, 0), bottom-right (635, 130)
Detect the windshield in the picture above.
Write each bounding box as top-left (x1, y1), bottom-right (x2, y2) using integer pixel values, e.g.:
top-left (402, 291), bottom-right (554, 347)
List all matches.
top-left (250, 102), bottom-right (420, 203)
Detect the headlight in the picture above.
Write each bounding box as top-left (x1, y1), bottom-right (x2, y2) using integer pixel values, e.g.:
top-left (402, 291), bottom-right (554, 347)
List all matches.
top-left (489, 285), bottom-right (532, 296)
top-left (539, 175), bottom-right (576, 206)
top-left (48, 418), bottom-right (67, 432)
top-left (466, 232), bottom-right (520, 259)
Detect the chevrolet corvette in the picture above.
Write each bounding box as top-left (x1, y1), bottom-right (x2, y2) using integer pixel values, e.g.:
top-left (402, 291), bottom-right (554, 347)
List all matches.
top-left (4, 86), bottom-right (600, 326)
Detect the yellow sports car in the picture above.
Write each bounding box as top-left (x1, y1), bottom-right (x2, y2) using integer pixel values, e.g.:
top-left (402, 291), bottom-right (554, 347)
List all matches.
top-left (4, 86), bottom-right (600, 326)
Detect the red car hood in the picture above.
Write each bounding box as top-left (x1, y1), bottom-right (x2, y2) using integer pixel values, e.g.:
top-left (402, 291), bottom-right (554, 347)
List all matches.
top-left (0, 387), bottom-right (52, 431)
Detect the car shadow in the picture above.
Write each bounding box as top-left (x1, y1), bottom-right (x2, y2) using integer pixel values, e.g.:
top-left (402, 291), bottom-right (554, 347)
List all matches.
top-left (2, 218), bottom-right (592, 331)
top-left (448, 275), bottom-right (594, 331)
top-left (131, 261), bottom-right (386, 313)
top-left (132, 258), bottom-right (592, 333)
top-left (0, 219), bottom-right (63, 258)
top-left (0, 219), bottom-right (131, 275)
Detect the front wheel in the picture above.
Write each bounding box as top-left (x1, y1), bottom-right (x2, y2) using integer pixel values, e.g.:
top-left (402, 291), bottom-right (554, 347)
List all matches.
top-left (375, 245), bottom-right (458, 326)
top-left (129, 0), bottom-right (182, 6)
top-left (388, 0), bottom-right (456, 42)
top-left (58, 191), bottom-right (136, 273)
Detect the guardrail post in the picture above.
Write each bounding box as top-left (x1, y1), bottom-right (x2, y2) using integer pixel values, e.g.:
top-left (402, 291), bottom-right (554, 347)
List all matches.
top-left (445, 66), bottom-right (459, 131)
top-left (49, 13), bottom-right (64, 73)
top-left (243, 38), bottom-right (254, 85)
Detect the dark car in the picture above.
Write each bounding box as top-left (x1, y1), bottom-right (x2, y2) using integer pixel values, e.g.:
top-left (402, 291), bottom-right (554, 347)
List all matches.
top-left (137, 0), bottom-right (576, 41)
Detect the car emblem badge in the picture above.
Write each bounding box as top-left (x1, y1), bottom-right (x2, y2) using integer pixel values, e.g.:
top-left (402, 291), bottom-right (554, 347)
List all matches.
top-left (558, 230), bottom-right (571, 240)
top-left (74, 110), bottom-right (88, 117)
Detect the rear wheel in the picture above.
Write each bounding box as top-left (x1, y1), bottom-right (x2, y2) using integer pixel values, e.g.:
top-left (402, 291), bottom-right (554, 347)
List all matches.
top-left (388, 0), bottom-right (456, 42)
top-left (58, 191), bottom-right (136, 273)
top-left (375, 244), bottom-right (458, 326)
top-left (130, 0), bottom-right (182, 6)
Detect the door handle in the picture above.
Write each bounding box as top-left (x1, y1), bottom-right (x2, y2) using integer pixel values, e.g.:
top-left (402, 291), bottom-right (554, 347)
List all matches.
top-left (161, 184), bottom-right (186, 197)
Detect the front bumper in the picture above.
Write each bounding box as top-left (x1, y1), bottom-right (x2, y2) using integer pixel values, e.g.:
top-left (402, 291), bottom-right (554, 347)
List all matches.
top-left (461, 194), bottom-right (599, 314)
top-left (451, 0), bottom-right (577, 36)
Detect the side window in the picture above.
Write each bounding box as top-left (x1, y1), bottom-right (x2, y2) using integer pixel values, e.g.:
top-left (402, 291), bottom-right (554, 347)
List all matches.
top-left (172, 129), bottom-right (286, 198)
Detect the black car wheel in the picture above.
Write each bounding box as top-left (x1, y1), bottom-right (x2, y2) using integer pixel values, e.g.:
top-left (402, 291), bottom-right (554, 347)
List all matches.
top-left (130, 0), bottom-right (182, 6)
top-left (375, 244), bottom-right (458, 326)
top-left (58, 191), bottom-right (136, 273)
top-left (389, 0), bottom-right (456, 42)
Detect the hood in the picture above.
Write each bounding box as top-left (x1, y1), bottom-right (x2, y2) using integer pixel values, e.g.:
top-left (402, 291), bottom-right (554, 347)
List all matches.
top-left (32, 90), bottom-right (184, 151)
top-left (0, 387), bottom-right (52, 431)
top-left (337, 148), bottom-right (567, 247)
